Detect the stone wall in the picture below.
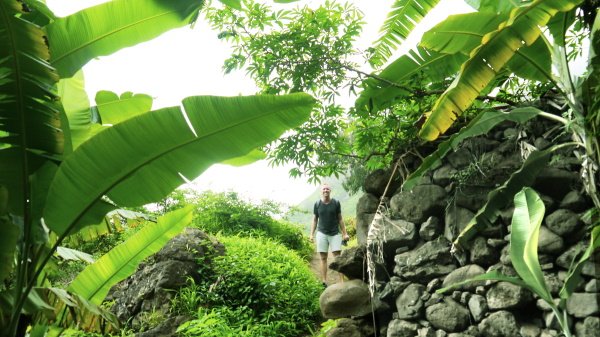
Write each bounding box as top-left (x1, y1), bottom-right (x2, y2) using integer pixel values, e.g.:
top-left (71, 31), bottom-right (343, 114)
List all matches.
top-left (322, 119), bottom-right (599, 337)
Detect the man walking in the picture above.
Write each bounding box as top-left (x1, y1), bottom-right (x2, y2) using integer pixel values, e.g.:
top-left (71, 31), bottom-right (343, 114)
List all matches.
top-left (310, 183), bottom-right (350, 286)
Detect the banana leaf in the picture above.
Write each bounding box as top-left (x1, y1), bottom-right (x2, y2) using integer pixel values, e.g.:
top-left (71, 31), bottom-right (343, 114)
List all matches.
top-left (94, 90), bottom-right (153, 125)
top-left (559, 225), bottom-right (600, 304)
top-left (47, 0), bottom-right (204, 78)
top-left (463, 0), bottom-right (531, 12)
top-left (0, 213), bottom-right (19, 283)
top-left (369, 0), bottom-right (442, 67)
top-left (68, 207), bottom-right (193, 304)
top-left (419, 0), bottom-right (583, 141)
top-left (454, 144), bottom-right (572, 249)
top-left (44, 93), bottom-right (315, 236)
top-left (403, 107), bottom-right (542, 191)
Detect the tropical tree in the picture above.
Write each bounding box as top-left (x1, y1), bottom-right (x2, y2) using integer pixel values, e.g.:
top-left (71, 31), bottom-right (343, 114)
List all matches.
top-left (0, 0), bottom-right (313, 335)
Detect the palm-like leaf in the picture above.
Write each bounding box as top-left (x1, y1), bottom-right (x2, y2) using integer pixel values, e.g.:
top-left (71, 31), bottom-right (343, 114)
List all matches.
top-left (44, 93), bottom-right (315, 236)
top-left (47, 0), bottom-right (204, 78)
top-left (369, 0), bottom-right (442, 67)
top-left (356, 47), bottom-right (466, 113)
top-left (419, 0), bottom-right (582, 141)
top-left (68, 207), bottom-right (193, 304)
top-left (0, 0), bottom-right (63, 215)
top-left (94, 90), bottom-right (153, 125)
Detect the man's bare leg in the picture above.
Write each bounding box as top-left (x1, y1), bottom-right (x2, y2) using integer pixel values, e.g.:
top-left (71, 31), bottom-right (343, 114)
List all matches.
top-left (332, 250), bottom-right (343, 283)
top-left (319, 252), bottom-right (328, 284)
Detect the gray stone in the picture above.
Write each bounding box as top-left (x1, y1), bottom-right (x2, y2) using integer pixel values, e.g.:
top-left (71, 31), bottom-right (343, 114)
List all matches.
top-left (137, 315), bottom-right (192, 337)
top-left (486, 281), bottom-right (533, 309)
top-left (357, 193), bottom-right (380, 215)
top-left (544, 311), bottom-right (572, 331)
top-left (575, 317), bottom-right (600, 337)
top-left (545, 209), bottom-right (582, 236)
top-left (436, 330), bottom-right (448, 337)
top-left (329, 245), bottom-right (367, 281)
top-left (379, 276), bottom-right (410, 303)
top-left (478, 310), bottom-right (520, 337)
top-left (566, 292), bottom-right (600, 318)
top-left (425, 298), bottom-right (470, 332)
top-left (534, 137), bottom-right (551, 150)
top-left (433, 165), bottom-right (457, 186)
top-left (425, 293), bottom-right (444, 307)
top-left (556, 242), bottom-right (587, 269)
top-left (390, 184), bottom-right (447, 224)
top-left (447, 148), bottom-right (471, 169)
top-left (585, 279), bottom-right (599, 292)
top-left (470, 236), bottom-right (499, 267)
top-left (396, 284), bottom-right (426, 319)
top-left (373, 219), bottom-right (418, 258)
top-left (534, 168), bottom-right (580, 199)
top-left (444, 206), bottom-right (474, 242)
top-left (418, 327), bottom-right (436, 337)
top-left (487, 238), bottom-right (506, 248)
top-left (394, 238), bottom-right (456, 282)
top-left (364, 168), bottom-right (403, 197)
top-left (467, 294), bottom-right (488, 322)
top-left (540, 329), bottom-right (559, 337)
top-left (420, 216), bottom-right (442, 241)
top-left (320, 279), bottom-right (380, 318)
top-left (356, 212), bottom-right (375, 245)
top-left (559, 191), bottom-right (589, 212)
top-left (427, 278), bottom-right (443, 292)
top-left (455, 185), bottom-right (491, 212)
top-left (544, 273), bottom-right (561, 295)
top-left (326, 318), bottom-right (362, 337)
top-left (538, 226), bottom-right (564, 254)
top-left (581, 259), bottom-right (600, 277)
top-left (442, 265), bottom-right (485, 291)
top-left (387, 319), bottom-right (419, 337)
top-left (536, 298), bottom-right (560, 312)
top-left (520, 323), bottom-right (541, 337)
top-left (460, 292), bottom-right (471, 305)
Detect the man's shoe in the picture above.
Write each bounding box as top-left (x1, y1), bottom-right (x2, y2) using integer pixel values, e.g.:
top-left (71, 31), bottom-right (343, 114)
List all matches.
top-left (322, 282), bottom-right (327, 288)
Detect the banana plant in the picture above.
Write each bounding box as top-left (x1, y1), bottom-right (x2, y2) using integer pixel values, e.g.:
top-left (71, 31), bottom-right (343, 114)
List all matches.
top-left (438, 187), bottom-right (600, 337)
top-left (0, 0), bottom-right (314, 335)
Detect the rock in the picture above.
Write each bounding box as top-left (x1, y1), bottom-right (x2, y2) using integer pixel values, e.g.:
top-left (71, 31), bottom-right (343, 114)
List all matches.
top-left (486, 282), bottom-right (533, 309)
top-left (566, 293), bottom-right (600, 318)
top-left (534, 137), bottom-right (551, 150)
top-left (544, 273), bottom-right (561, 295)
top-left (538, 226), bottom-right (564, 254)
top-left (137, 315), bottom-right (192, 337)
top-left (394, 238), bottom-right (456, 282)
top-left (425, 293), bottom-right (444, 307)
top-left (444, 206), bottom-right (474, 242)
top-left (534, 168), bottom-right (580, 199)
top-left (545, 209), bottom-right (582, 236)
top-left (520, 323), bottom-right (542, 337)
top-left (454, 185), bottom-right (490, 212)
top-left (435, 330), bottom-right (448, 337)
top-left (442, 265), bottom-right (485, 291)
top-left (575, 317), bottom-right (600, 337)
top-left (559, 191), bottom-right (589, 212)
top-left (320, 279), bottom-right (378, 319)
top-left (418, 327), bottom-right (436, 337)
top-left (420, 216), bottom-right (442, 241)
top-left (478, 310), bottom-right (519, 337)
top-left (447, 148), bottom-right (471, 169)
top-left (536, 298), bottom-right (560, 312)
top-left (425, 298), bottom-right (470, 332)
top-left (585, 279), bottom-right (599, 292)
top-left (379, 276), bottom-right (410, 303)
top-left (396, 284), bottom-right (426, 320)
top-left (356, 212), bottom-right (375, 245)
top-left (386, 319), bottom-right (419, 337)
top-left (468, 294), bottom-right (488, 322)
top-left (544, 311), bottom-right (572, 331)
top-left (372, 218), bottom-right (418, 258)
top-left (329, 245), bottom-right (367, 281)
top-left (433, 165), bottom-right (457, 186)
top-left (390, 184), bottom-right (447, 224)
top-left (427, 278), bottom-right (443, 292)
top-left (470, 236), bottom-right (499, 267)
top-left (556, 242), bottom-right (587, 269)
top-left (364, 168), bottom-right (403, 198)
top-left (108, 228), bottom-right (224, 333)
top-left (357, 193), bottom-right (380, 214)
top-left (326, 318), bottom-right (362, 337)
top-left (581, 259), bottom-right (600, 277)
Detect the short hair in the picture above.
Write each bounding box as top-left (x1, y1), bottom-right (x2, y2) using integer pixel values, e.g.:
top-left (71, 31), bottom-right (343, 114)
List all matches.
top-left (321, 183), bottom-right (331, 191)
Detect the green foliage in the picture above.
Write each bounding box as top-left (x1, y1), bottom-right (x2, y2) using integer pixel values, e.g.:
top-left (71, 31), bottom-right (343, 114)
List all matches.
top-left (175, 236), bottom-right (322, 337)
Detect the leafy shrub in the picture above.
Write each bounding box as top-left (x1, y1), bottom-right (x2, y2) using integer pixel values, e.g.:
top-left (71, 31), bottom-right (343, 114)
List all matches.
top-left (175, 236), bottom-right (322, 337)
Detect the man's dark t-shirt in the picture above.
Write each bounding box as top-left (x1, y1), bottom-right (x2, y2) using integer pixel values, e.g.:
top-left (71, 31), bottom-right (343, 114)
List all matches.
top-left (314, 199), bottom-right (341, 235)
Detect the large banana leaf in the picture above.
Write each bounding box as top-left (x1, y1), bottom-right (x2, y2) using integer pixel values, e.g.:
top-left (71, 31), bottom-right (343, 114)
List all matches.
top-left (464, 0), bottom-right (531, 12)
top-left (454, 144), bottom-right (570, 249)
top-left (44, 93), bottom-right (315, 236)
top-left (0, 0), bottom-right (64, 216)
top-left (369, 0), bottom-right (442, 67)
top-left (94, 90), bottom-right (153, 125)
top-left (403, 107), bottom-right (542, 191)
top-left (559, 225), bottom-right (600, 303)
top-left (47, 0), bottom-right (204, 78)
top-left (68, 207), bottom-right (192, 304)
top-left (420, 11), bottom-right (551, 81)
top-left (356, 47), bottom-right (466, 113)
top-left (0, 211), bottom-right (19, 283)
top-left (419, 0), bottom-right (583, 141)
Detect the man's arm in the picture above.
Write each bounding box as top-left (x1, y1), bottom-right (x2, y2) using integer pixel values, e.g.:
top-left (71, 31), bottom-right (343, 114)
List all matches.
top-left (339, 214), bottom-right (349, 240)
top-left (310, 214), bottom-right (318, 242)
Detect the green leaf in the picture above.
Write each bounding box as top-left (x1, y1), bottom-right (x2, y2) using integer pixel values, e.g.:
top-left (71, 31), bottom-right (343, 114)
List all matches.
top-left (403, 107), bottom-right (542, 191)
top-left (0, 0), bottom-right (63, 214)
top-left (56, 247), bottom-right (95, 263)
top-left (218, 0), bottom-right (242, 10)
top-left (454, 144), bottom-right (570, 248)
top-left (356, 47), bottom-right (466, 113)
top-left (437, 269), bottom-right (526, 294)
top-left (507, 36), bottom-right (552, 81)
top-left (419, 0), bottom-right (583, 141)
top-left (44, 93), bottom-right (315, 236)
top-left (559, 225), bottom-right (600, 303)
top-left (0, 212), bottom-right (19, 283)
top-left (221, 149), bottom-right (267, 166)
top-left (95, 90), bottom-right (153, 125)
top-left (58, 71), bottom-right (94, 150)
top-left (68, 207), bottom-right (193, 304)
top-left (464, 0), bottom-right (529, 12)
top-left (47, 0), bottom-right (203, 78)
top-left (369, 0), bottom-right (442, 67)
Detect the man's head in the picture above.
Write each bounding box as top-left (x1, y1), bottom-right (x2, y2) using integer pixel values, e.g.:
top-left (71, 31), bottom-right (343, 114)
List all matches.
top-left (321, 183), bottom-right (331, 200)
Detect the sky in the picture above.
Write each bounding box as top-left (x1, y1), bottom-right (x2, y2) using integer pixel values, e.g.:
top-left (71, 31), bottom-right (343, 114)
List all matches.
top-left (45, 0), bottom-right (472, 205)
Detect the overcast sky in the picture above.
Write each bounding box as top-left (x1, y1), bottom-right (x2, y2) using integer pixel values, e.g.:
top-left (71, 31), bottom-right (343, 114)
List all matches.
top-left (46, 0), bottom-right (471, 205)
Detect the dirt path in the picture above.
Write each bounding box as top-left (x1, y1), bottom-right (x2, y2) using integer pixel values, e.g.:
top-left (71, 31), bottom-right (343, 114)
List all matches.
top-left (309, 252), bottom-right (342, 286)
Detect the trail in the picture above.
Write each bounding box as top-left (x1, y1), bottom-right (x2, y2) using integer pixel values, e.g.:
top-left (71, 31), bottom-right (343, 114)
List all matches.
top-left (309, 252), bottom-right (342, 286)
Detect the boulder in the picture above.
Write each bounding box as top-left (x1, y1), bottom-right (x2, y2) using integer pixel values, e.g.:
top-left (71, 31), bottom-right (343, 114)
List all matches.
top-left (470, 236), bottom-right (499, 266)
top-left (442, 265), bottom-right (485, 291)
top-left (320, 279), bottom-right (379, 319)
top-left (467, 294), bottom-right (488, 322)
top-left (566, 293), bottom-right (600, 318)
top-left (486, 282), bottom-right (533, 309)
top-left (395, 283), bottom-right (426, 320)
top-left (559, 191), bottom-right (590, 212)
top-left (433, 165), bottom-right (457, 186)
top-left (420, 216), bottom-right (442, 241)
top-left (329, 245), bottom-right (367, 281)
top-left (356, 212), bottom-right (376, 245)
top-left (394, 238), bottom-right (456, 282)
top-left (372, 218), bottom-right (418, 258)
top-left (545, 209), bottom-right (582, 236)
top-left (478, 311), bottom-right (520, 337)
top-left (425, 298), bottom-right (470, 332)
top-left (357, 193), bottom-right (380, 215)
top-left (534, 168), bottom-right (580, 199)
top-left (538, 226), bottom-right (564, 254)
top-left (444, 206), bottom-right (474, 242)
top-left (387, 319), bottom-right (419, 337)
top-left (364, 168), bottom-right (403, 197)
top-left (575, 317), bottom-right (600, 337)
top-left (390, 184), bottom-right (447, 224)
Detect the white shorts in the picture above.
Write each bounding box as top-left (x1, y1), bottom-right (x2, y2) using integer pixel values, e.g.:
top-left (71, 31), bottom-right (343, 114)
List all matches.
top-left (316, 232), bottom-right (342, 253)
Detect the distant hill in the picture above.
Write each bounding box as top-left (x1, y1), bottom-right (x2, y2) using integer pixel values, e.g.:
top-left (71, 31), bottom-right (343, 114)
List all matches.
top-left (285, 178), bottom-right (361, 233)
